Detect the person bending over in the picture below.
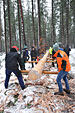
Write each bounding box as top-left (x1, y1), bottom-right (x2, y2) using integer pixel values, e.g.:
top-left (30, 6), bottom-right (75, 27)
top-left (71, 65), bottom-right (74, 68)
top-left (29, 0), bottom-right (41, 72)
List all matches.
top-left (5, 46), bottom-right (26, 90)
top-left (52, 43), bottom-right (71, 96)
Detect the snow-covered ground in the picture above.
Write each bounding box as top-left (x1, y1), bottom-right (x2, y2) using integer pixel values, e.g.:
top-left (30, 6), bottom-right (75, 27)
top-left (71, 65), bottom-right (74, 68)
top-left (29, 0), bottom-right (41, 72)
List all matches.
top-left (0, 49), bottom-right (75, 113)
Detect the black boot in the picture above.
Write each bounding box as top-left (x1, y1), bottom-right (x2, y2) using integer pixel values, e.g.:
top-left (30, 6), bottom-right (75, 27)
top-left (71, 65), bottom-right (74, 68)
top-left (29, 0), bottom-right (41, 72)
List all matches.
top-left (54, 92), bottom-right (64, 96)
top-left (63, 89), bottom-right (70, 94)
top-left (22, 85), bottom-right (28, 90)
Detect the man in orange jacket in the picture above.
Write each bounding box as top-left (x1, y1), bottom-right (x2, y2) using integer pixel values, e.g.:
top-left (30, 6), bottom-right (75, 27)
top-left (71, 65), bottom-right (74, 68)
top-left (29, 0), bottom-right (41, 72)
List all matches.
top-left (52, 43), bottom-right (71, 96)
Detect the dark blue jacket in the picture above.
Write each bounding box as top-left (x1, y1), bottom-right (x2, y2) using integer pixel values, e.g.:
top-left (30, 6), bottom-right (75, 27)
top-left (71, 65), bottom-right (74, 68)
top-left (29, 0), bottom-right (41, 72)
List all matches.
top-left (5, 48), bottom-right (23, 70)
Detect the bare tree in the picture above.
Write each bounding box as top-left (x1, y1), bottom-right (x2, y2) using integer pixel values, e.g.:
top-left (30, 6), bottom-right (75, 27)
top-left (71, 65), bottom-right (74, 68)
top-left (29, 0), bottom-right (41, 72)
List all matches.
top-left (66, 0), bottom-right (69, 45)
top-left (60, 0), bottom-right (65, 45)
top-left (13, 2), bottom-right (16, 43)
top-left (32, 0), bottom-right (36, 46)
top-left (37, 0), bottom-right (41, 47)
top-left (3, 0), bottom-right (7, 53)
top-left (18, 0), bottom-right (26, 45)
top-left (0, 5), bottom-right (1, 52)
top-left (17, 0), bottom-right (21, 52)
top-left (51, 0), bottom-right (56, 44)
top-left (7, 0), bottom-right (12, 48)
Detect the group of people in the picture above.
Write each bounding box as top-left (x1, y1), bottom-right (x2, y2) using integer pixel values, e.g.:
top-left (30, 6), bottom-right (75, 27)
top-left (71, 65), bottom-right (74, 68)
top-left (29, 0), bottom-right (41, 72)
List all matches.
top-left (22, 45), bottom-right (37, 68)
top-left (5, 43), bottom-right (71, 96)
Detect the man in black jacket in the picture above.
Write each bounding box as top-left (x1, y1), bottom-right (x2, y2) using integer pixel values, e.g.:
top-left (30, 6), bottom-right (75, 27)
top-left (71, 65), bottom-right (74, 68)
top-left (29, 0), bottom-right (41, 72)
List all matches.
top-left (5, 46), bottom-right (26, 90)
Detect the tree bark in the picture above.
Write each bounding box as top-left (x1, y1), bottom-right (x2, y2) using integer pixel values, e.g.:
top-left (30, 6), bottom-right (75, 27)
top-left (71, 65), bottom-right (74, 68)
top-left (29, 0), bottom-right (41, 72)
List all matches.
top-left (17, 0), bottom-right (21, 52)
top-left (0, 6), bottom-right (1, 52)
top-left (60, 0), bottom-right (65, 45)
top-left (13, 3), bottom-right (16, 43)
top-left (7, 0), bottom-right (12, 49)
top-left (18, 0), bottom-right (26, 45)
top-left (66, 0), bottom-right (69, 45)
top-left (37, 0), bottom-right (41, 47)
top-left (3, 0), bottom-right (7, 53)
top-left (52, 0), bottom-right (56, 44)
top-left (32, 0), bottom-right (36, 46)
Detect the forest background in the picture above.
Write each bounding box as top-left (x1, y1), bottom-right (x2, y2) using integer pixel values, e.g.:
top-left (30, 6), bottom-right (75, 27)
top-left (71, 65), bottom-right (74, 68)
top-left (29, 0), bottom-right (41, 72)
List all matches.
top-left (0, 0), bottom-right (75, 53)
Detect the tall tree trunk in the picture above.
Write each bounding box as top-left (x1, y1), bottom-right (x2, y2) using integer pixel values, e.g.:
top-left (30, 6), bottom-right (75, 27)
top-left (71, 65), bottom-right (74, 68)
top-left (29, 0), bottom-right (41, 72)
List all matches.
top-left (32, 0), bottom-right (36, 46)
top-left (70, 0), bottom-right (75, 47)
top-left (18, 0), bottom-right (26, 45)
top-left (0, 6), bottom-right (1, 52)
top-left (72, 1), bottom-right (75, 47)
top-left (60, 0), bottom-right (65, 45)
top-left (73, 10), bottom-right (75, 48)
top-left (7, 0), bottom-right (12, 49)
top-left (44, 20), bottom-right (46, 44)
top-left (66, 0), bottom-right (69, 45)
top-left (3, 0), bottom-right (7, 53)
top-left (13, 3), bottom-right (16, 44)
top-left (52, 0), bottom-right (56, 44)
top-left (37, 0), bottom-right (41, 47)
top-left (17, 0), bottom-right (21, 52)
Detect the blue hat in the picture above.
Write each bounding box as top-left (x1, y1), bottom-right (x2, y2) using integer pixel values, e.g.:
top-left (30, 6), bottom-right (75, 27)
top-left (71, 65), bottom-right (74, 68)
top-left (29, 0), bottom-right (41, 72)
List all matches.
top-left (53, 43), bottom-right (59, 52)
top-left (24, 45), bottom-right (27, 49)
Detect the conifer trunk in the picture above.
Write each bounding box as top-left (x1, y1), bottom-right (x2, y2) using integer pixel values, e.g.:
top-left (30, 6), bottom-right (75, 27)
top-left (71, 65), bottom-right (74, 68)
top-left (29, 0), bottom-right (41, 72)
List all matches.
top-left (7, 0), bottom-right (12, 48)
top-left (3, 0), bottom-right (7, 53)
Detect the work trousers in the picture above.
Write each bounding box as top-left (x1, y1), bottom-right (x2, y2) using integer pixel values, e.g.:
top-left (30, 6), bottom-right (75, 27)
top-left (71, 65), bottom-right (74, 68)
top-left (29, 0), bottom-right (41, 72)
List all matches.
top-left (5, 69), bottom-right (25, 89)
top-left (31, 58), bottom-right (36, 68)
top-left (56, 70), bottom-right (70, 92)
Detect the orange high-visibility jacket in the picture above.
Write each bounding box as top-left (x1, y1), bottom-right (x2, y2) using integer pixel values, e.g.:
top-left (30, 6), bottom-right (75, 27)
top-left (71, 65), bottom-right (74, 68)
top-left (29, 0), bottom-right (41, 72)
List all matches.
top-left (53, 50), bottom-right (71, 72)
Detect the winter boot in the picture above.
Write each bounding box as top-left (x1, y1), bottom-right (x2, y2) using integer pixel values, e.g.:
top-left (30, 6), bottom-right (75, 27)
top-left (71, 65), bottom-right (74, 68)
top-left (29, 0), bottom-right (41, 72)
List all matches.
top-left (63, 89), bottom-right (70, 94)
top-left (54, 92), bottom-right (64, 96)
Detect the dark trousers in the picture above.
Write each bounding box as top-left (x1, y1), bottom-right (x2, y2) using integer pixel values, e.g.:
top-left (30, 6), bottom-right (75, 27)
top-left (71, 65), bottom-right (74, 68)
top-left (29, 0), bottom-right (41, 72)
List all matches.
top-left (31, 58), bottom-right (36, 68)
top-left (5, 69), bottom-right (25, 89)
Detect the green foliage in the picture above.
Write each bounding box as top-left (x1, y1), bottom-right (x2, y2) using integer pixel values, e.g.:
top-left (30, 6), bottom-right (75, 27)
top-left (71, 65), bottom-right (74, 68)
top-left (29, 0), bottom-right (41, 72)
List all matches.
top-left (27, 103), bottom-right (32, 108)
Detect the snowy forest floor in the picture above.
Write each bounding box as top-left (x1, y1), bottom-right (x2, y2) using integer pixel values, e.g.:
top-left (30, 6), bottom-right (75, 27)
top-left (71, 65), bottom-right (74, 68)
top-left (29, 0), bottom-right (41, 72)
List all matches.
top-left (0, 49), bottom-right (75, 113)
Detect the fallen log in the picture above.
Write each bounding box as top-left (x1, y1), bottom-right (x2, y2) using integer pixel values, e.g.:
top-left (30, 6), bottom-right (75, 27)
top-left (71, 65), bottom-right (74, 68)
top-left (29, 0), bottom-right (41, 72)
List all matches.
top-left (25, 81), bottom-right (44, 85)
top-left (38, 57), bottom-right (54, 60)
top-left (21, 70), bottom-right (58, 74)
top-left (28, 51), bottom-right (56, 80)
top-left (25, 60), bottom-right (56, 63)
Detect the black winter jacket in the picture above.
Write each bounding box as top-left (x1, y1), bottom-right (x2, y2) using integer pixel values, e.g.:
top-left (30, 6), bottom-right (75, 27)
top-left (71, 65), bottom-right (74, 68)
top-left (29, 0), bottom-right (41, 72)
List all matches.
top-left (64, 47), bottom-right (71, 57)
top-left (31, 49), bottom-right (37, 58)
top-left (5, 49), bottom-right (23, 70)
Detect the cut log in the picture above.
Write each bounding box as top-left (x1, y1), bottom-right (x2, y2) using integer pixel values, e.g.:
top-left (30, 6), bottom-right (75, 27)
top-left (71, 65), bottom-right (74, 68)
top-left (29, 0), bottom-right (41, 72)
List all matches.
top-left (28, 51), bottom-right (51, 80)
top-left (25, 81), bottom-right (44, 85)
top-left (25, 60), bottom-right (56, 63)
top-left (38, 57), bottom-right (54, 60)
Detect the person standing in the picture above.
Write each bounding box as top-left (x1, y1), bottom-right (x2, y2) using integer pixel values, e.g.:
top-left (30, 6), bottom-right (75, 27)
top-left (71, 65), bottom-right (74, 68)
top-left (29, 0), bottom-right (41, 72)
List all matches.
top-left (31, 46), bottom-right (37, 68)
top-left (22, 45), bottom-right (29, 69)
top-left (5, 46), bottom-right (26, 90)
top-left (64, 44), bottom-right (71, 57)
top-left (52, 43), bottom-right (71, 96)
top-left (49, 47), bottom-right (53, 57)
top-left (23, 45), bottom-right (29, 62)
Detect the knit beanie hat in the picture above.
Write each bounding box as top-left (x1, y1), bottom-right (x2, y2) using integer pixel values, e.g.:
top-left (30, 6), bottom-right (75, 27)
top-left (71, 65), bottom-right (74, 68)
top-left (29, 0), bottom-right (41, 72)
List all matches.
top-left (12, 46), bottom-right (19, 51)
top-left (53, 43), bottom-right (59, 52)
top-left (24, 45), bottom-right (27, 49)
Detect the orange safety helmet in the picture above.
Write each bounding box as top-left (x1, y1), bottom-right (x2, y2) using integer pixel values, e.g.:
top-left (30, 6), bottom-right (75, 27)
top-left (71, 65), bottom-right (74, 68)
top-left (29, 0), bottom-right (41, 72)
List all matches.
top-left (12, 46), bottom-right (19, 51)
